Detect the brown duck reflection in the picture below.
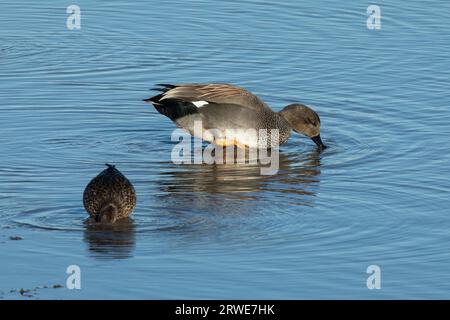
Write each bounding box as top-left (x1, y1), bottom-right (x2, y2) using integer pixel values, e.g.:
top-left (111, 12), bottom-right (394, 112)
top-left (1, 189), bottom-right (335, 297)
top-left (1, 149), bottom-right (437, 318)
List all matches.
top-left (83, 218), bottom-right (136, 260)
top-left (156, 149), bottom-right (322, 213)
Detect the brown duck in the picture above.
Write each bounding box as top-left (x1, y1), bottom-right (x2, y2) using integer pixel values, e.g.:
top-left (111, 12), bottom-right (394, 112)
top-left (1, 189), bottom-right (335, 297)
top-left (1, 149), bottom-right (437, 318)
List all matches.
top-left (144, 83), bottom-right (326, 149)
top-left (83, 164), bottom-right (136, 223)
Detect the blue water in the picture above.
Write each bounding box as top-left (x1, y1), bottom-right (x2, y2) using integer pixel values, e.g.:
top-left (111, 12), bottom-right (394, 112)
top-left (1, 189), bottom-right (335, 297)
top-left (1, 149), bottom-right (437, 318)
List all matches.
top-left (1, 0), bottom-right (450, 299)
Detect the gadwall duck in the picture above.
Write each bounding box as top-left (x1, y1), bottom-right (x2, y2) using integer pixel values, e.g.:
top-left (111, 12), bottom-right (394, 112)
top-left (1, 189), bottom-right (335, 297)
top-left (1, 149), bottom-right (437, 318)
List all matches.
top-left (83, 164), bottom-right (136, 223)
top-left (144, 83), bottom-right (326, 149)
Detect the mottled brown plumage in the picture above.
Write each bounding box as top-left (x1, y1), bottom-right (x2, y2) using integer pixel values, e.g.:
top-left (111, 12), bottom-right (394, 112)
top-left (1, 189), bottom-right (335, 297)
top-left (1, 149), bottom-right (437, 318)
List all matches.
top-left (83, 164), bottom-right (136, 223)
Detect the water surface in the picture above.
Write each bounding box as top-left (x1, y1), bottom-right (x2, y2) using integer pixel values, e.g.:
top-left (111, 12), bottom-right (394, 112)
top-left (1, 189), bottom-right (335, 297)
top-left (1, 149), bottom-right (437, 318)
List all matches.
top-left (1, 0), bottom-right (450, 299)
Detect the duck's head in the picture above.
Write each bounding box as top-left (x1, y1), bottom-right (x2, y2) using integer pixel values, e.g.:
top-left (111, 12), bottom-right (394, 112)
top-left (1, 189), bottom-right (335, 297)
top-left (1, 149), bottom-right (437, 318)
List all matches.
top-left (96, 203), bottom-right (118, 223)
top-left (279, 103), bottom-right (327, 149)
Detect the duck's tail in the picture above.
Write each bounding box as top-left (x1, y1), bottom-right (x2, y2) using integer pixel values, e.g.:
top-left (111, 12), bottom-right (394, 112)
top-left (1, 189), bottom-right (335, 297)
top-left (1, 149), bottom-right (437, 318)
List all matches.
top-left (143, 84), bottom-right (199, 121)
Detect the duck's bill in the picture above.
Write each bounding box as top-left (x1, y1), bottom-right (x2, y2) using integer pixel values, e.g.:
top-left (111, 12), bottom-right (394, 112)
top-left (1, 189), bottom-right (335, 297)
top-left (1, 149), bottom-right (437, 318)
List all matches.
top-left (311, 135), bottom-right (327, 149)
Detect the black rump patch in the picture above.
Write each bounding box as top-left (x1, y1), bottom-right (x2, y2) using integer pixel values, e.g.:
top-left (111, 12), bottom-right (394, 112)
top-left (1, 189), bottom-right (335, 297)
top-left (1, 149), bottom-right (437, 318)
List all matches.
top-left (148, 98), bottom-right (199, 121)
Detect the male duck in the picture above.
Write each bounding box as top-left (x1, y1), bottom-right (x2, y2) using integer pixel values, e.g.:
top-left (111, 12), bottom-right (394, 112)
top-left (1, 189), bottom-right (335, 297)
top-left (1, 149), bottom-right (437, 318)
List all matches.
top-left (144, 83), bottom-right (326, 149)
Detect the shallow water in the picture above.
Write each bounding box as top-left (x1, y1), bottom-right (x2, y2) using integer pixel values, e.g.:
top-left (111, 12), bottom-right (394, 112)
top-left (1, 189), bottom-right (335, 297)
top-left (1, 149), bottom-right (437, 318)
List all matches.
top-left (1, 0), bottom-right (450, 299)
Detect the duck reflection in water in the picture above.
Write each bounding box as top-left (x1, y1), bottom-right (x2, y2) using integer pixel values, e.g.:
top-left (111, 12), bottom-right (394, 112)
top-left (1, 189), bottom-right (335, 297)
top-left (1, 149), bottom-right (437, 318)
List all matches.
top-left (156, 149), bottom-right (323, 216)
top-left (83, 218), bottom-right (136, 260)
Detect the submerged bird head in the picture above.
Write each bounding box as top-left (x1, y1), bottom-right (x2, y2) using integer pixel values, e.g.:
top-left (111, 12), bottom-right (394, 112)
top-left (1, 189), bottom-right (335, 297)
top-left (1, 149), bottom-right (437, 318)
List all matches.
top-left (279, 104), bottom-right (327, 149)
top-left (96, 202), bottom-right (119, 223)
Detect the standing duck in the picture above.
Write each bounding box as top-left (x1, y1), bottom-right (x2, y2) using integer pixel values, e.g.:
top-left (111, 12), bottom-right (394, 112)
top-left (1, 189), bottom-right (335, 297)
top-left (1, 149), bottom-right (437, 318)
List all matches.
top-left (144, 83), bottom-right (326, 149)
top-left (83, 164), bottom-right (136, 223)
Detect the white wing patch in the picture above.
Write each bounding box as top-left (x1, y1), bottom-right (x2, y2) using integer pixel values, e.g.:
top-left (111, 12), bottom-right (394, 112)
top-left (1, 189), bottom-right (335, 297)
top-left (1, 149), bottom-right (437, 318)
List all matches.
top-left (192, 101), bottom-right (209, 108)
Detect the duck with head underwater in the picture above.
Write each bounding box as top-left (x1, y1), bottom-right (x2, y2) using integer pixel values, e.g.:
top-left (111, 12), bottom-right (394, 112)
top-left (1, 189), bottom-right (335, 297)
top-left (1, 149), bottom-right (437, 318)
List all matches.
top-left (83, 164), bottom-right (136, 223)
